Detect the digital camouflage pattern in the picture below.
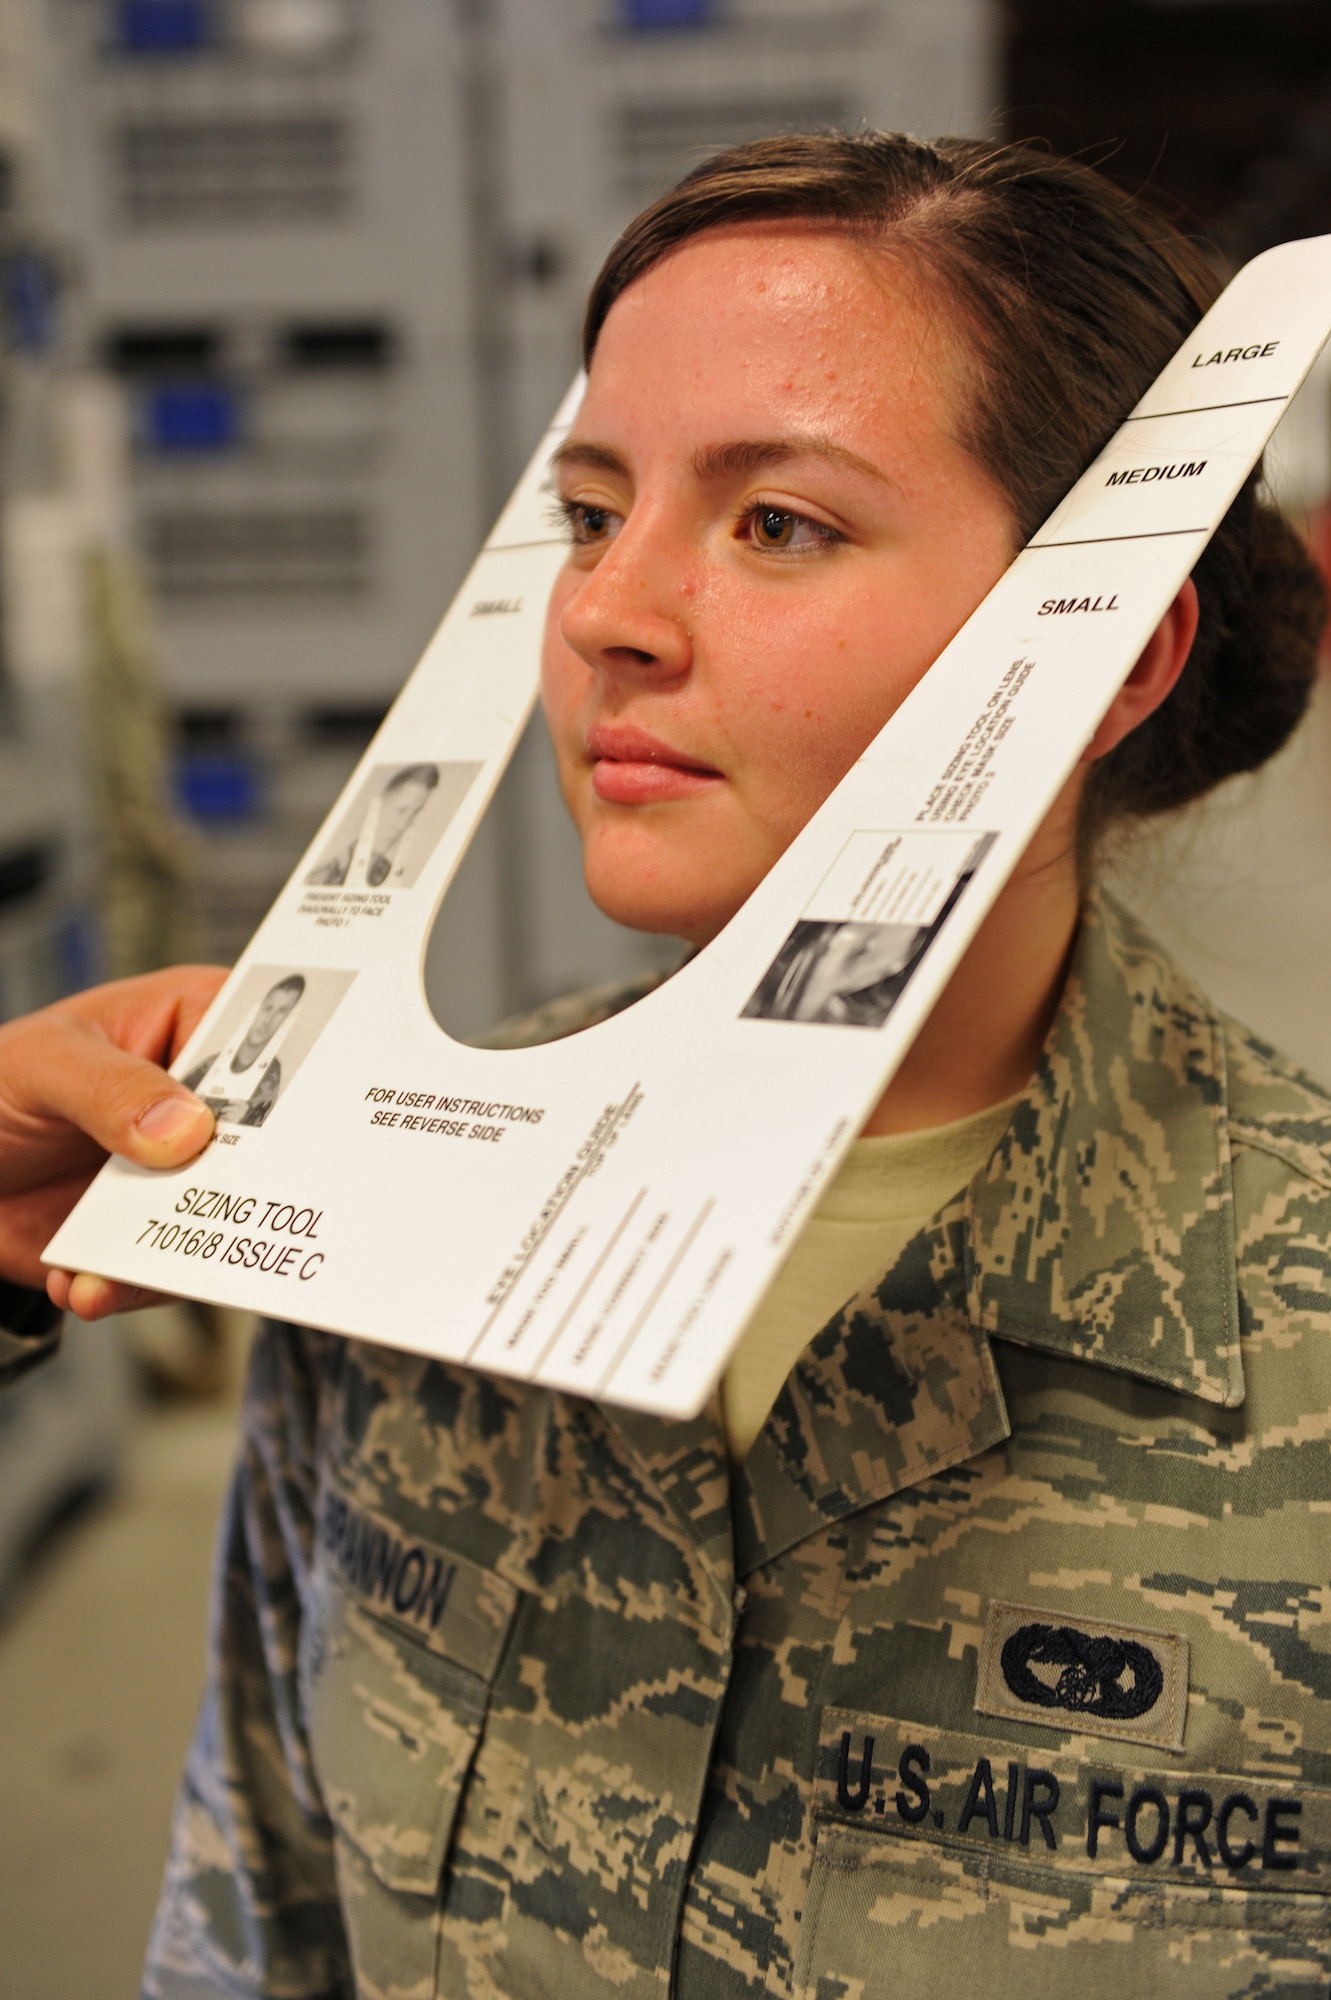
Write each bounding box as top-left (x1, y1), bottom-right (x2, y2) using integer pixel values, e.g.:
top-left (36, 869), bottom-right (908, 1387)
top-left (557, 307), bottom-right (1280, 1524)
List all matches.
top-left (143, 893), bottom-right (1331, 1998)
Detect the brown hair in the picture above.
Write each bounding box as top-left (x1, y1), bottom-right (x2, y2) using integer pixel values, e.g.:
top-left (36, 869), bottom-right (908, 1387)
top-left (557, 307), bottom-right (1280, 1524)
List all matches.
top-left (584, 133), bottom-right (1326, 855)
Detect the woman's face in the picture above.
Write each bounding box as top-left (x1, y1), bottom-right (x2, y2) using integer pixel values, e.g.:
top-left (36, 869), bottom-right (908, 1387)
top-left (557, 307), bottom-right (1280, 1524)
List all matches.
top-left (375, 774), bottom-right (432, 855)
top-left (541, 223), bottom-right (1018, 946)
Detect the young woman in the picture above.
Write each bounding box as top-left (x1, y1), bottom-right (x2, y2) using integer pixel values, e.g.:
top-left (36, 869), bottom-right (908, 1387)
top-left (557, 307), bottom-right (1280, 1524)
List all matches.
top-left (134, 136), bottom-right (1331, 1999)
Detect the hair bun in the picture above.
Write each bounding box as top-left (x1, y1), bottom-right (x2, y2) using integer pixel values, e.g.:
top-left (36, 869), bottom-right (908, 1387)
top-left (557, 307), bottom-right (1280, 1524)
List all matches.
top-left (1085, 478), bottom-right (1326, 840)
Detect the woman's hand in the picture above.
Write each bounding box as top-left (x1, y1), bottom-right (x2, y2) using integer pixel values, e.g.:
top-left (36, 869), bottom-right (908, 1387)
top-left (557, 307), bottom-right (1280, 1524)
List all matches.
top-left (0, 965), bottom-right (227, 1316)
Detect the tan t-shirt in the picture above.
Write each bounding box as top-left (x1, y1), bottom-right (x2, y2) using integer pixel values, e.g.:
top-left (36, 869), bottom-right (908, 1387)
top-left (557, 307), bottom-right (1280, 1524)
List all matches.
top-left (721, 1095), bottom-right (1020, 1460)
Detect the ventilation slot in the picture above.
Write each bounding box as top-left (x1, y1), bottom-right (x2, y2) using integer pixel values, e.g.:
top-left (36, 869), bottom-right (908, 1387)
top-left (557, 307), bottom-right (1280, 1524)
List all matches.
top-left (115, 114), bottom-right (353, 225)
top-left (614, 96), bottom-right (848, 204)
top-left (104, 325), bottom-right (223, 374)
top-left (279, 319), bottom-right (395, 370)
top-left (145, 506), bottom-right (372, 599)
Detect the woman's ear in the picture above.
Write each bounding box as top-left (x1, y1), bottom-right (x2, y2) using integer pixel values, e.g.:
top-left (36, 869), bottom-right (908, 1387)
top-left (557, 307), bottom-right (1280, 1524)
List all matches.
top-left (1080, 577), bottom-right (1200, 763)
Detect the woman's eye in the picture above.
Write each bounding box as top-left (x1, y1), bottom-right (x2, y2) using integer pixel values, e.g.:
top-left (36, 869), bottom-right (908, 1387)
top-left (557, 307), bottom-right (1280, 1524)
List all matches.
top-left (744, 506), bottom-right (840, 553)
top-left (555, 498), bottom-right (621, 546)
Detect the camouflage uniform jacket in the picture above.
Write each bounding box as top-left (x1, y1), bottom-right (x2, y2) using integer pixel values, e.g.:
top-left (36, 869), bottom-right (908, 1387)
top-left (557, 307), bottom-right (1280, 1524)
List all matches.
top-left (145, 893), bottom-right (1331, 1999)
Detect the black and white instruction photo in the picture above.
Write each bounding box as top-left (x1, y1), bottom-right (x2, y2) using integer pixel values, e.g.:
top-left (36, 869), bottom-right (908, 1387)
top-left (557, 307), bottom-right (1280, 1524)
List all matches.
top-left (744, 830), bottom-right (996, 1026)
top-left (305, 760), bottom-right (480, 891)
top-left (179, 966), bottom-right (356, 1128)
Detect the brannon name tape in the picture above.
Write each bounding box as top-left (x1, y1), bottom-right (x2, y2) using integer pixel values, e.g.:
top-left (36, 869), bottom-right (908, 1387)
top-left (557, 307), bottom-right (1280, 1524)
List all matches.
top-left (47, 236), bottom-right (1331, 1417)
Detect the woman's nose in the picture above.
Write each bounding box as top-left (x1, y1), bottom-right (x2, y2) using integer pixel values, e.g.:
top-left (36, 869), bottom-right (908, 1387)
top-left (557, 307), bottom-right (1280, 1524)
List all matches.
top-left (557, 522), bottom-right (694, 682)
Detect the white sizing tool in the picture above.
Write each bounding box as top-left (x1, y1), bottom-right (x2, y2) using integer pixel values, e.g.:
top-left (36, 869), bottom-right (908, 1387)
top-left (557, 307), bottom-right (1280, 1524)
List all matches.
top-left (48, 235), bottom-right (1331, 1416)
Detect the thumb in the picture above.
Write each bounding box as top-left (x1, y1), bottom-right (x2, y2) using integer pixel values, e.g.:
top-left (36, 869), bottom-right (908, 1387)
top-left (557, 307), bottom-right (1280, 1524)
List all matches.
top-left (14, 1018), bottom-right (215, 1171)
top-left (124, 1084), bottom-right (216, 1167)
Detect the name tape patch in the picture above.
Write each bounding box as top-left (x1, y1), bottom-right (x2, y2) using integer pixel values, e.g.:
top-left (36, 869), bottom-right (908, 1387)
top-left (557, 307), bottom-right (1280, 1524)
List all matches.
top-left (816, 1711), bottom-right (1331, 1891)
top-left (976, 1600), bottom-right (1188, 1752)
top-left (318, 1482), bottom-right (516, 1681)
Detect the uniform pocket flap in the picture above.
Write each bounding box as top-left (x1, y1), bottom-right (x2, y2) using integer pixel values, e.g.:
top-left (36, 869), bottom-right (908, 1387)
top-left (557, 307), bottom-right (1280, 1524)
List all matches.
top-left (305, 1579), bottom-right (492, 1894)
top-left (302, 1489), bottom-right (518, 1897)
top-left (797, 1711), bottom-right (1331, 1997)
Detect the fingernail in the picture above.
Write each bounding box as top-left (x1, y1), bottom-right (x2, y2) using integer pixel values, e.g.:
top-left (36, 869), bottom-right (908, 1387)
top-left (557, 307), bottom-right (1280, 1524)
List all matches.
top-left (68, 1272), bottom-right (110, 1319)
top-left (136, 1095), bottom-right (210, 1146)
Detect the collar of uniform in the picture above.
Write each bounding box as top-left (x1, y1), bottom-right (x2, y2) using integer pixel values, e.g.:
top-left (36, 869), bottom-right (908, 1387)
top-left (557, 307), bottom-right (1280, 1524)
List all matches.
top-left (733, 1253), bottom-right (1012, 1576)
top-left (603, 1399), bottom-right (737, 1620)
top-left (963, 889), bottom-right (1242, 1412)
top-left (733, 890), bottom-right (1242, 1579)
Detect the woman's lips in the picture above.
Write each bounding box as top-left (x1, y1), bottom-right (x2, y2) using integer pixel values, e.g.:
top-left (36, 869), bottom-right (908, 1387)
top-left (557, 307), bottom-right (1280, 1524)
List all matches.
top-left (593, 762), bottom-right (719, 804)
top-left (587, 723), bottom-right (722, 805)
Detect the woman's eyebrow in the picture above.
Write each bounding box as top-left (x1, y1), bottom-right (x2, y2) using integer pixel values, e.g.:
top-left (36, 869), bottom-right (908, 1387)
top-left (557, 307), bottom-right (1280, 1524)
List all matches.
top-left (549, 436), bottom-right (897, 487)
top-left (692, 437), bottom-right (896, 486)
top-left (549, 440), bottom-right (628, 478)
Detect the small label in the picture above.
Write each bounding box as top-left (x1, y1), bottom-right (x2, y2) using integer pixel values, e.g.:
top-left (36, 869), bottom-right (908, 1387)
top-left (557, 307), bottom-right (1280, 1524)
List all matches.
top-left (977, 1600), bottom-right (1188, 1752)
top-left (1037, 594), bottom-right (1119, 615)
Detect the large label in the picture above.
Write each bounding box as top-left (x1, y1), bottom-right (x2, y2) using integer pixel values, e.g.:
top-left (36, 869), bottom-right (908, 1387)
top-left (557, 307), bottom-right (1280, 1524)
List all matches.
top-left (47, 237), bottom-right (1331, 1417)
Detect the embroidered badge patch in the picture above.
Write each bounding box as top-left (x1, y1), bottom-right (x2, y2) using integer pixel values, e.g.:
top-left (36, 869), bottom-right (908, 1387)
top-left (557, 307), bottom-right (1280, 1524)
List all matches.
top-left (976, 1600), bottom-right (1188, 1752)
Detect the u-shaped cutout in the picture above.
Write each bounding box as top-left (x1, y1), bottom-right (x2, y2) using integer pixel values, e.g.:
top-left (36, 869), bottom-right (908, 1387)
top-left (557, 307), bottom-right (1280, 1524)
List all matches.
top-left (423, 706), bottom-right (685, 1048)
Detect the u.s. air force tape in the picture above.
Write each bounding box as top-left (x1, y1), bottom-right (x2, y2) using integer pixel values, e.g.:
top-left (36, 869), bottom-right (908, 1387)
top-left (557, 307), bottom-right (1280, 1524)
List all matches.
top-left (47, 235), bottom-right (1331, 1419)
top-left (817, 1711), bottom-right (1331, 1890)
